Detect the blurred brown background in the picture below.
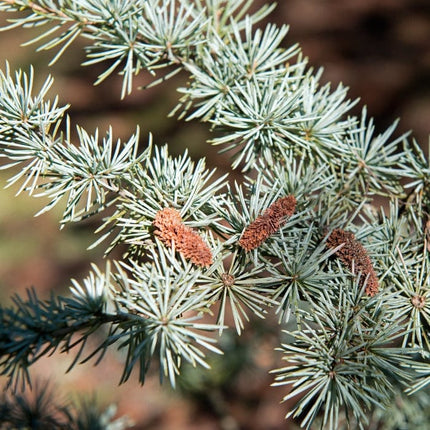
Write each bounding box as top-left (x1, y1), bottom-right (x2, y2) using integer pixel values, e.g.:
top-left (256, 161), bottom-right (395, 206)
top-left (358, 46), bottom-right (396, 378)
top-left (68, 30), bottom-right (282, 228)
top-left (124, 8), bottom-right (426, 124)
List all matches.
top-left (0, 1), bottom-right (429, 429)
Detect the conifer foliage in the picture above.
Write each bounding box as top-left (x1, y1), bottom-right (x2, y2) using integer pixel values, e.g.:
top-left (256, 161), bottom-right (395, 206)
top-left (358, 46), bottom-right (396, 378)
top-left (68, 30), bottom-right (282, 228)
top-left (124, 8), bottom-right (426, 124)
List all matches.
top-left (0, 1), bottom-right (429, 428)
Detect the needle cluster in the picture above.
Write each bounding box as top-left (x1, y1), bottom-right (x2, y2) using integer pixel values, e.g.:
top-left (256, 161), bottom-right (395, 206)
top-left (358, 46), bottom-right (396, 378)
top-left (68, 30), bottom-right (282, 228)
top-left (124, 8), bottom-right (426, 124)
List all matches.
top-left (0, 1), bottom-right (429, 429)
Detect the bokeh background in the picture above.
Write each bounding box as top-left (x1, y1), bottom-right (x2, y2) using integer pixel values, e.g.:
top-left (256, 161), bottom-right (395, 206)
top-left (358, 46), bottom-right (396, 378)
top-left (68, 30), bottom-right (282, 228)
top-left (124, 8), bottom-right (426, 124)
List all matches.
top-left (0, 1), bottom-right (429, 429)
